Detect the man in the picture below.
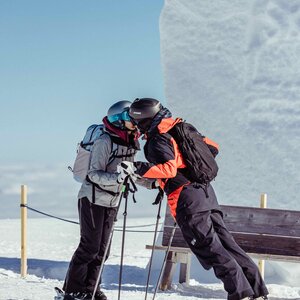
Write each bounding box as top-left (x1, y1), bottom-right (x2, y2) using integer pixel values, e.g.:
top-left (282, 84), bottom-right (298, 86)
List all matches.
top-left (120, 98), bottom-right (269, 300)
top-left (63, 100), bottom-right (141, 300)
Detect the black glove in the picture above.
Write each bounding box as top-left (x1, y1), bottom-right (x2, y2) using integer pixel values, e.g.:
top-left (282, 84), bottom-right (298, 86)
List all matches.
top-left (152, 187), bottom-right (164, 205)
top-left (151, 180), bottom-right (160, 189)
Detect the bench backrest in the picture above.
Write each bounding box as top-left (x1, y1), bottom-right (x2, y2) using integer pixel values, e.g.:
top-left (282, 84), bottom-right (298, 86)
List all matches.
top-left (162, 204), bottom-right (300, 260)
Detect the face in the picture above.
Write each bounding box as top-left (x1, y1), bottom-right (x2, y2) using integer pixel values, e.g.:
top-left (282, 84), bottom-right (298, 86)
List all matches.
top-left (133, 118), bottom-right (153, 134)
top-left (124, 120), bottom-right (136, 131)
top-left (121, 110), bottom-right (136, 131)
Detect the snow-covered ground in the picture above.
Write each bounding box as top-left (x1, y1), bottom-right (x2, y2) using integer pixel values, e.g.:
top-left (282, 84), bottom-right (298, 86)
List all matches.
top-left (0, 218), bottom-right (300, 300)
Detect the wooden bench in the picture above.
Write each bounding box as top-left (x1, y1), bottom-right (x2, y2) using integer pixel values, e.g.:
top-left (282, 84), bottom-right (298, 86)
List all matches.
top-left (146, 203), bottom-right (300, 290)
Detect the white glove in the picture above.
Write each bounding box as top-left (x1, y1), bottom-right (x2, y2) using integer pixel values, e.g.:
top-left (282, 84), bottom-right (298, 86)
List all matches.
top-left (117, 161), bottom-right (137, 183)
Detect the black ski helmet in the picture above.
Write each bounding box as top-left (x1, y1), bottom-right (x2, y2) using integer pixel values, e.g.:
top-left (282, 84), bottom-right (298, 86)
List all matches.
top-left (107, 100), bottom-right (132, 129)
top-left (129, 98), bottom-right (162, 133)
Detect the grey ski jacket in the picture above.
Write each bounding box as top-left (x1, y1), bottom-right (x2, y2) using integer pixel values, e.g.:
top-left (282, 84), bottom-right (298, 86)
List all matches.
top-left (78, 132), bottom-right (152, 207)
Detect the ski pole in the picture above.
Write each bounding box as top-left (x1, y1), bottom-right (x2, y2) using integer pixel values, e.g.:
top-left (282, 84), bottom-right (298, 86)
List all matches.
top-left (144, 192), bottom-right (163, 300)
top-left (152, 222), bottom-right (177, 300)
top-left (118, 178), bottom-right (130, 300)
top-left (91, 176), bottom-right (130, 300)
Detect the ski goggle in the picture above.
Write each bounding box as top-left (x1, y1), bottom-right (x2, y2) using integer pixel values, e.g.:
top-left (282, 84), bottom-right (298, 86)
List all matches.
top-left (107, 110), bottom-right (132, 123)
top-left (128, 117), bottom-right (153, 133)
top-left (128, 116), bottom-right (139, 126)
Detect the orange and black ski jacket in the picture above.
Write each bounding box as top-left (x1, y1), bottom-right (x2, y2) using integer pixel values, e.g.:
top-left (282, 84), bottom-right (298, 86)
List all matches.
top-left (134, 117), bottom-right (219, 216)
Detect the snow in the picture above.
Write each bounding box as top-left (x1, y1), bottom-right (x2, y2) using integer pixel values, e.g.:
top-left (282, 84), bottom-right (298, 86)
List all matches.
top-left (1, 218), bottom-right (300, 300)
top-left (160, 0), bottom-right (300, 211)
top-left (160, 0), bottom-right (300, 290)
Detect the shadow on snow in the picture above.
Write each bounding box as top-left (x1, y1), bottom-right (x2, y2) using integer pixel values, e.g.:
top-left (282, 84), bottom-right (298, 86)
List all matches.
top-left (0, 258), bottom-right (293, 300)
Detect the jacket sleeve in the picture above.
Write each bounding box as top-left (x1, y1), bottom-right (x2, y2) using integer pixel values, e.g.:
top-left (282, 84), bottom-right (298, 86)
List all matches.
top-left (135, 135), bottom-right (179, 179)
top-left (136, 177), bottom-right (156, 189)
top-left (87, 136), bottom-right (119, 187)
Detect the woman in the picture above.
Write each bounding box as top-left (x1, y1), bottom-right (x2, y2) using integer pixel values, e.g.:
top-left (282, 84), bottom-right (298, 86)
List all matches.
top-left (63, 100), bottom-right (141, 300)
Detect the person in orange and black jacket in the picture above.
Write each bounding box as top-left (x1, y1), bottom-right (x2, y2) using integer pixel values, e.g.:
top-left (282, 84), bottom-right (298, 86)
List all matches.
top-left (118, 98), bottom-right (268, 300)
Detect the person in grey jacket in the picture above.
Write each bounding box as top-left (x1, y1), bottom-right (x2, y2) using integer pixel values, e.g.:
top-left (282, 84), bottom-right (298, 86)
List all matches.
top-left (63, 100), bottom-right (152, 300)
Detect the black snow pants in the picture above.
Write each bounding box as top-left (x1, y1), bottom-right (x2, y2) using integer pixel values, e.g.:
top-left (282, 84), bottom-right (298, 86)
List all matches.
top-left (176, 185), bottom-right (268, 300)
top-left (63, 197), bottom-right (117, 293)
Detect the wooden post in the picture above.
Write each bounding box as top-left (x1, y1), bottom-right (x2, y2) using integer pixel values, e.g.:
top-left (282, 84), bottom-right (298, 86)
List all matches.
top-left (258, 193), bottom-right (267, 279)
top-left (21, 185), bottom-right (27, 278)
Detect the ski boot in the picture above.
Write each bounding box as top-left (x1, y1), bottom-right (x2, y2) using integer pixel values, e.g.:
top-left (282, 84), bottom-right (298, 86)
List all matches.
top-left (94, 290), bottom-right (107, 300)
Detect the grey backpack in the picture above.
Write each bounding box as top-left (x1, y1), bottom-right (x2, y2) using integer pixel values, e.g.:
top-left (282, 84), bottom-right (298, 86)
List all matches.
top-left (70, 124), bottom-right (116, 182)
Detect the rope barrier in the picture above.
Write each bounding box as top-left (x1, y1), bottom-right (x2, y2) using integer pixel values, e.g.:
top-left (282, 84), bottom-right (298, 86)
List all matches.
top-left (114, 229), bottom-right (163, 233)
top-left (20, 204), bottom-right (79, 225)
top-left (20, 204), bottom-right (164, 233)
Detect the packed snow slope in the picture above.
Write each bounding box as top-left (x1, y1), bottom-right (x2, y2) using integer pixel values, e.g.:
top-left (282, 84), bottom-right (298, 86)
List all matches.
top-left (1, 218), bottom-right (300, 300)
top-left (160, 0), bottom-right (300, 210)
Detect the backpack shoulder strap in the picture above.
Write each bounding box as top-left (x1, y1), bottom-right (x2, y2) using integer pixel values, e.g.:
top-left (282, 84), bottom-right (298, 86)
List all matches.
top-left (101, 132), bottom-right (118, 166)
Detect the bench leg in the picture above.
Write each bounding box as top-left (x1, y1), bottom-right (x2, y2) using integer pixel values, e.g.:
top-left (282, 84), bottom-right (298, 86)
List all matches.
top-left (160, 251), bottom-right (177, 291)
top-left (179, 253), bottom-right (191, 285)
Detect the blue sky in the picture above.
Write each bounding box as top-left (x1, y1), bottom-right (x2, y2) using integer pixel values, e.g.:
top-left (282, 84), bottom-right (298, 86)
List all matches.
top-left (0, 1), bottom-right (165, 218)
top-left (0, 0), bottom-right (164, 165)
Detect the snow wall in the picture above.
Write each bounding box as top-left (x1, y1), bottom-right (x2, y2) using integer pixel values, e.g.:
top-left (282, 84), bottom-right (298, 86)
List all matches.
top-left (160, 0), bottom-right (300, 209)
top-left (160, 0), bottom-right (300, 287)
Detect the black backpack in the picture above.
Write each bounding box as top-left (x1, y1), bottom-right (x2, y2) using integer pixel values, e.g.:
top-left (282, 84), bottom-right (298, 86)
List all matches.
top-left (168, 121), bottom-right (219, 184)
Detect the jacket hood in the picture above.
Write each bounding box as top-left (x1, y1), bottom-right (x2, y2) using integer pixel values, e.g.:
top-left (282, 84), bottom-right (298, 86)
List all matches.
top-left (146, 107), bottom-right (172, 135)
top-left (157, 117), bottom-right (183, 134)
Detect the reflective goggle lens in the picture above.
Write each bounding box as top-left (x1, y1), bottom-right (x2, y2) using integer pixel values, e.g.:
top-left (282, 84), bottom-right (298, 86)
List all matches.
top-left (108, 110), bottom-right (131, 123)
top-left (121, 110), bottom-right (131, 122)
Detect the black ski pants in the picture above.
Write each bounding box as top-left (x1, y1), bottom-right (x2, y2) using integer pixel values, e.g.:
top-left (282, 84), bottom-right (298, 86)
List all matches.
top-left (63, 197), bottom-right (117, 293)
top-left (176, 189), bottom-right (268, 300)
